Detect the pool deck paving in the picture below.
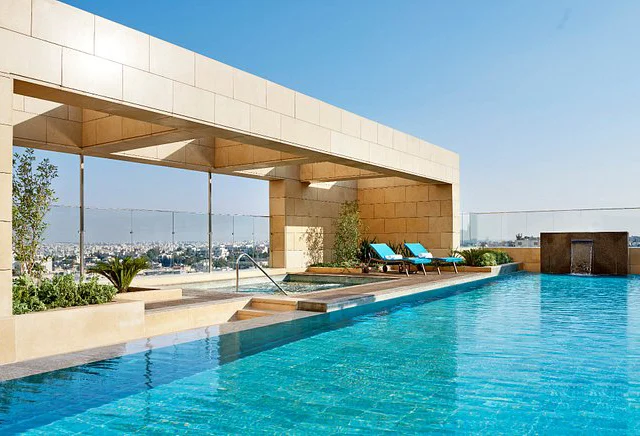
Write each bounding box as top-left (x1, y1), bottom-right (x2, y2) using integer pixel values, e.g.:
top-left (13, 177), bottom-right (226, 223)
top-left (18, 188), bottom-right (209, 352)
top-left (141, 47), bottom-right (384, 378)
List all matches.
top-left (0, 269), bottom-right (517, 382)
top-left (148, 271), bottom-right (481, 313)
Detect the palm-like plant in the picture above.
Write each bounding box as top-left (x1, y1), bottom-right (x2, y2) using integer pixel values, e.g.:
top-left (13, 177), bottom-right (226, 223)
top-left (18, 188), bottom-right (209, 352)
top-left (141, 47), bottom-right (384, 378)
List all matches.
top-left (87, 256), bottom-right (149, 293)
top-left (358, 237), bottom-right (377, 263)
top-left (453, 248), bottom-right (489, 267)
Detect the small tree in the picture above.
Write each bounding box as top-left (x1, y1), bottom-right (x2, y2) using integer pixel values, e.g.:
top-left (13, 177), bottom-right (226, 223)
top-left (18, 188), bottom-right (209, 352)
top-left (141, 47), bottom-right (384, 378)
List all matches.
top-left (303, 227), bottom-right (323, 266)
top-left (12, 149), bottom-right (58, 277)
top-left (333, 201), bottom-right (362, 265)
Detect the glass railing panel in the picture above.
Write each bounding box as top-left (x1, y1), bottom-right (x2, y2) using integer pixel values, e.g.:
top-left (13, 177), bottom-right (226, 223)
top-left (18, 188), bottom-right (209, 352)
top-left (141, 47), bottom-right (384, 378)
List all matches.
top-left (467, 213), bottom-right (503, 245)
top-left (523, 211), bottom-right (555, 237)
top-left (130, 210), bottom-right (173, 273)
top-left (211, 214), bottom-right (234, 271)
top-left (84, 208), bottom-right (133, 271)
top-left (37, 206), bottom-right (271, 277)
top-left (500, 212), bottom-right (528, 243)
top-left (253, 217), bottom-right (270, 267)
top-left (460, 213), bottom-right (471, 246)
top-left (463, 208), bottom-right (640, 247)
top-left (41, 205), bottom-right (80, 276)
top-left (173, 211), bottom-right (209, 274)
top-left (232, 215), bottom-right (257, 269)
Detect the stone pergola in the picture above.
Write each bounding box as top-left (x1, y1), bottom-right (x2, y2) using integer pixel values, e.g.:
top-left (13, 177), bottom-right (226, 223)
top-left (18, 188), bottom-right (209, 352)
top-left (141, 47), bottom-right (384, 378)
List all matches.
top-left (0, 0), bottom-right (460, 319)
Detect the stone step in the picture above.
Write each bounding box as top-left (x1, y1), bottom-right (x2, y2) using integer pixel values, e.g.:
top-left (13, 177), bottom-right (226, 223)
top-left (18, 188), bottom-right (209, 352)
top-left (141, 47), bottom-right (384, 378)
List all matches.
top-left (235, 308), bottom-right (282, 321)
top-left (250, 298), bottom-right (298, 312)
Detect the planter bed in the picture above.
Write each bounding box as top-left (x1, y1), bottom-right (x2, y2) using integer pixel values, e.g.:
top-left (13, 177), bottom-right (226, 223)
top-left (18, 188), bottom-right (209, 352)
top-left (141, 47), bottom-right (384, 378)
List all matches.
top-left (4, 300), bottom-right (145, 363)
top-left (424, 262), bottom-right (522, 274)
top-left (306, 267), bottom-right (364, 274)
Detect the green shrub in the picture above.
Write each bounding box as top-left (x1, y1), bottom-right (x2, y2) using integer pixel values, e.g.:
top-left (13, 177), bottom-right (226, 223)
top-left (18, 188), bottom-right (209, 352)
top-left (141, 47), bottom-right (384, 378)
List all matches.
top-left (454, 248), bottom-right (513, 266)
top-left (478, 252), bottom-right (498, 266)
top-left (493, 251), bottom-right (513, 265)
top-left (309, 260), bottom-right (360, 268)
top-left (334, 201), bottom-right (363, 265)
top-left (358, 237), bottom-right (377, 263)
top-left (88, 256), bottom-right (150, 292)
top-left (78, 278), bottom-right (117, 304)
top-left (303, 227), bottom-right (324, 266)
top-left (12, 274), bottom-right (116, 315)
top-left (453, 248), bottom-right (488, 266)
top-left (387, 241), bottom-right (410, 258)
top-left (12, 275), bottom-right (46, 315)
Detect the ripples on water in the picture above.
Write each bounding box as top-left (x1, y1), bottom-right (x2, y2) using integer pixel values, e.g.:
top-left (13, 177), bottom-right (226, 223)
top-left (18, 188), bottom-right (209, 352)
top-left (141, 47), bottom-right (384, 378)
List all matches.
top-left (2, 273), bottom-right (640, 433)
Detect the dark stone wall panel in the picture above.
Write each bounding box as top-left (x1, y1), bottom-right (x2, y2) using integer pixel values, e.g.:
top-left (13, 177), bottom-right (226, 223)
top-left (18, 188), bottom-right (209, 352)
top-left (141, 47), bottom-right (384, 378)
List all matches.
top-left (540, 232), bottom-right (628, 275)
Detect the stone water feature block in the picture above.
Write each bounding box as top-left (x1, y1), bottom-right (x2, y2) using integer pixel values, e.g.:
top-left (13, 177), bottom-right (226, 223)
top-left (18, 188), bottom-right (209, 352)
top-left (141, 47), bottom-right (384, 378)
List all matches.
top-left (541, 232), bottom-right (628, 275)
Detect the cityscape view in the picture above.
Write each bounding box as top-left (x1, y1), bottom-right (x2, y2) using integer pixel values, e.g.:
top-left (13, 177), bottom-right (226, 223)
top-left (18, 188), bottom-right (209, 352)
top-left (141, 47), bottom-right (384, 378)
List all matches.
top-left (32, 206), bottom-right (640, 276)
top-left (29, 205), bottom-right (270, 276)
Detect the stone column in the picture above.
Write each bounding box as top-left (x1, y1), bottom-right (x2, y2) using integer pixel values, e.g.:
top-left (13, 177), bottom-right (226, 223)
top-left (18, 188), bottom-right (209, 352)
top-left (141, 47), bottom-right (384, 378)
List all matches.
top-left (270, 176), bottom-right (358, 270)
top-left (0, 75), bottom-right (13, 317)
top-left (268, 179), bottom-right (286, 268)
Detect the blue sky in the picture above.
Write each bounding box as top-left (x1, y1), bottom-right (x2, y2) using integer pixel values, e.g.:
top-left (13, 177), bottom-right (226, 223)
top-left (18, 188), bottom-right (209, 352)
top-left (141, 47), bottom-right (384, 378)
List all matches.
top-left (38, 0), bottom-right (640, 214)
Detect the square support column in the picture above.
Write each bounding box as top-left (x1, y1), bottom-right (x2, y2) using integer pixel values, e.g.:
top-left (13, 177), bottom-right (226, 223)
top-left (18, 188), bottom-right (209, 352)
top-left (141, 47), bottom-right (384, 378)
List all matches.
top-left (0, 75), bottom-right (13, 317)
top-left (269, 176), bottom-right (358, 270)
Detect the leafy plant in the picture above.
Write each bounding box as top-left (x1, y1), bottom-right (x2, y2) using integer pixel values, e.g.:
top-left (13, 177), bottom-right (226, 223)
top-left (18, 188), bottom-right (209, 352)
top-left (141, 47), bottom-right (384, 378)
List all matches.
top-left (479, 252), bottom-right (497, 266)
top-left (12, 275), bottom-right (47, 315)
top-left (12, 149), bottom-right (58, 277)
top-left (303, 227), bottom-right (324, 266)
top-left (12, 275), bottom-right (116, 315)
top-left (78, 278), bottom-right (118, 304)
top-left (387, 241), bottom-right (410, 258)
top-left (453, 248), bottom-right (489, 266)
top-left (309, 260), bottom-right (360, 268)
top-left (88, 256), bottom-right (150, 293)
top-left (493, 251), bottom-right (513, 265)
top-left (358, 237), bottom-right (377, 263)
top-left (454, 248), bottom-right (513, 266)
top-left (334, 201), bottom-right (363, 265)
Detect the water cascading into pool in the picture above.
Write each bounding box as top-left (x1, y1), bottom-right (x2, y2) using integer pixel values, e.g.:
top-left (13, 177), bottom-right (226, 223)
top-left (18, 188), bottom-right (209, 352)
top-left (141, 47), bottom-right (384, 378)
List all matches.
top-left (570, 239), bottom-right (594, 275)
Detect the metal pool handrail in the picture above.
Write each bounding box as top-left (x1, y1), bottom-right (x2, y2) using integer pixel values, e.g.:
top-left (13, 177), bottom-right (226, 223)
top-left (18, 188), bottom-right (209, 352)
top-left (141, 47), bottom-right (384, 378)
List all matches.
top-left (235, 253), bottom-right (287, 295)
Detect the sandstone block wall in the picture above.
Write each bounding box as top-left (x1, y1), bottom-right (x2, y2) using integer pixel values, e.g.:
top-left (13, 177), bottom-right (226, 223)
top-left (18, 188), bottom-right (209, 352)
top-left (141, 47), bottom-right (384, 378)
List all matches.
top-left (357, 177), bottom-right (460, 257)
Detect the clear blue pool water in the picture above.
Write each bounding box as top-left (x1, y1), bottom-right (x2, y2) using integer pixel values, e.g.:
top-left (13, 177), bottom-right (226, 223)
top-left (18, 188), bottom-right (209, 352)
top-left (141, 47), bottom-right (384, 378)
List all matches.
top-left (2, 273), bottom-right (640, 434)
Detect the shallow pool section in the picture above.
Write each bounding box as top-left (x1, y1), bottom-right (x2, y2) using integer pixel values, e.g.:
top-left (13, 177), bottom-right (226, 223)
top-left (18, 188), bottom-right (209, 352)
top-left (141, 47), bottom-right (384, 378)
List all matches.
top-left (182, 273), bottom-right (390, 294)
top-left (2, 273), bottom-right (640, 433)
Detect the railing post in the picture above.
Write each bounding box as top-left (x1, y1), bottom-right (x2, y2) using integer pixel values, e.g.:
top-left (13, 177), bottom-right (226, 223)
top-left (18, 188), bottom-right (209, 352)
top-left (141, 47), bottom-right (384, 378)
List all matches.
top-left (208, 172), bottom-right (212, 273)
top-left (79, 155), bottom-right (85, 279)
top-left (171, 211), bottom-right (175, 268)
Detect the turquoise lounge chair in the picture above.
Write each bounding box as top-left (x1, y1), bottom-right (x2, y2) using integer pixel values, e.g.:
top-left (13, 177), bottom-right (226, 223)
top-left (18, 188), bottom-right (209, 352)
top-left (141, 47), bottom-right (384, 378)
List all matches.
top-left (404, 242), bottom-right (463, 274)
top-left (369, 243), bottom-right (433, 276)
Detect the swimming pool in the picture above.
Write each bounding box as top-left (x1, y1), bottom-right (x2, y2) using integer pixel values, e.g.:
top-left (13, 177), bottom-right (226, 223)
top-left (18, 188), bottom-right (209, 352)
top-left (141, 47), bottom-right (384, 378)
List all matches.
top-left (2, 273), bottom-right (639, 433)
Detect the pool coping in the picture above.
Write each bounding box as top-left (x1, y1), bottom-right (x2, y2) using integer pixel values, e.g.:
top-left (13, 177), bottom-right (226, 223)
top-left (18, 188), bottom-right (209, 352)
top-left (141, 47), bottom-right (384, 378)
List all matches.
top-left (0, 270), bottom-right (519, 382)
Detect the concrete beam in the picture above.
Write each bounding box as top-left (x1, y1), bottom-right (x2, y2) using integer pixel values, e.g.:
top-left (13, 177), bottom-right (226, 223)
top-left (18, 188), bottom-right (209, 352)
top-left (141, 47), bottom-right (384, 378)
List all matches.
top-left (300, 162), bottom-right (384, 183)
top-left (12, 97), bottom-right (82, 151)
top-left (213, 138), bottom-right (314, 172)
top-left (13, 81), bottom-right (454, 185)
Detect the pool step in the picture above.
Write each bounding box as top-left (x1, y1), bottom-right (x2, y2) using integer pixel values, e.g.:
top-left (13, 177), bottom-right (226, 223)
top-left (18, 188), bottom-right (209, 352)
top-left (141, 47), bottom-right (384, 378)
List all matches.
top-left (250, 298), bottom-right (298, 312)
top-left (233, 298), bottom-right (298, 321)
top-left (235, 309), bottom-right (274, 320)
